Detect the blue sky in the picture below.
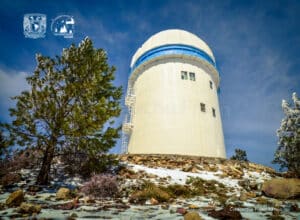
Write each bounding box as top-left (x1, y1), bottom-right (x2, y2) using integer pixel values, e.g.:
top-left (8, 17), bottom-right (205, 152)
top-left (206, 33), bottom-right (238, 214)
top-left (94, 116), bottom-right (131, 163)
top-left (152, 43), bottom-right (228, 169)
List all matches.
top-left (0, 0), bottom-right (299, 168)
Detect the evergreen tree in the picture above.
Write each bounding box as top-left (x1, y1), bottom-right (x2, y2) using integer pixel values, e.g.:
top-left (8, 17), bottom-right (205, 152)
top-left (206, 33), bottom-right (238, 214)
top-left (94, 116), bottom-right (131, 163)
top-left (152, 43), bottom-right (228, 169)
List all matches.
top-left (230, 148), bottom-right (248, 162)
top-left (1, 38), bottom-right (122, 184)
top-left (273, 92), bottom-right (300, 176)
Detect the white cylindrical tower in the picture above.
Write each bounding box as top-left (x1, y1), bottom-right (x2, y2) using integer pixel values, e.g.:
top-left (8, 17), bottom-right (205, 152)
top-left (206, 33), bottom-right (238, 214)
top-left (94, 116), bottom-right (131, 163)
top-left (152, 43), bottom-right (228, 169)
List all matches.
top-left (122, 29), bottom-right (226, 158)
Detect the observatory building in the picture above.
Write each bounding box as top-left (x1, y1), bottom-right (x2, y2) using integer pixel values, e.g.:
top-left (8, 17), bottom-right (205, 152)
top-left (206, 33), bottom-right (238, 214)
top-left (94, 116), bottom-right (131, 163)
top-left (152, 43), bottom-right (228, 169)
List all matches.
top-left (122, 29), bottom-right (226, 158)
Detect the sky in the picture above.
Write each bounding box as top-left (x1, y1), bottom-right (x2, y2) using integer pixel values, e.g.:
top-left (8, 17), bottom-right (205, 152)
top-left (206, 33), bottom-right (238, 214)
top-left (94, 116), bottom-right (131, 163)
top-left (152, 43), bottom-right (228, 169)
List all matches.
top-left (0, 0), bottom-right (299, 168)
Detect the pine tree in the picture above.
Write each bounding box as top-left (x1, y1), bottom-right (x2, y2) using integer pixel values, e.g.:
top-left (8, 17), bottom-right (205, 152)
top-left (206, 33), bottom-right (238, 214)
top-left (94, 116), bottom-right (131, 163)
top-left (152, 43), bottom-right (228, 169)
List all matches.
top-left (230, 148), bottom-right (248, 162)
top-left (1, 38), bottom-right (122, 184)
top-left (273, 92), bottom-right (300, 177)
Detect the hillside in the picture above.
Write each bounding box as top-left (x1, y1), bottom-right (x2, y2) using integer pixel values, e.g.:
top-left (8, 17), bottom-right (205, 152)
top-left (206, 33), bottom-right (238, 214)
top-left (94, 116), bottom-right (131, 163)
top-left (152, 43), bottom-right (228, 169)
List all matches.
top-left (0, 154), bottom-right (299, 219)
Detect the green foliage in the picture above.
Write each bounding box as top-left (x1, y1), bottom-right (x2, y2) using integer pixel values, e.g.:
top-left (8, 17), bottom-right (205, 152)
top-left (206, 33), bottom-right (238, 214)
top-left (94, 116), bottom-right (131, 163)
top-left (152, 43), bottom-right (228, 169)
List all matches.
top-left (161, 184), bottom-right (192, 198)
top-left (186, 176), bottom-right (227, 197)
top-left (1, 38), bottom-right (122, 184)
top-left (273, 93), bottom-right (300, 177)
top-left (62, 146), bottom-right (119, 179)
top-left (130, 181), bottom-right (170, 204)
top-left (230, 148), bottom-right (248, 162)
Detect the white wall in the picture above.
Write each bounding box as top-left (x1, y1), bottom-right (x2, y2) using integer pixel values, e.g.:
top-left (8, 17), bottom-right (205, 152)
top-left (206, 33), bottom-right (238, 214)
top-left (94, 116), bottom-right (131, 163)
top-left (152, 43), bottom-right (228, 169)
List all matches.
top-left (127, 57), bottom-right (226, 158)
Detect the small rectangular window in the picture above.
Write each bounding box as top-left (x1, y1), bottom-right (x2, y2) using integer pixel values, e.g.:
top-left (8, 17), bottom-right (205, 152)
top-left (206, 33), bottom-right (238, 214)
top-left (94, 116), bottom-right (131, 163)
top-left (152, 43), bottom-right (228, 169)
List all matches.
top-left (200, 103), bottom-right (206, 112)
top-left (212, 108), bottom-right (216, 117)
top-left (209, 80), bottom-right (213, 89)
top-left (189, 72), bottom-right (196, 81)
top-left (181, 71), bottom-right (188, 80)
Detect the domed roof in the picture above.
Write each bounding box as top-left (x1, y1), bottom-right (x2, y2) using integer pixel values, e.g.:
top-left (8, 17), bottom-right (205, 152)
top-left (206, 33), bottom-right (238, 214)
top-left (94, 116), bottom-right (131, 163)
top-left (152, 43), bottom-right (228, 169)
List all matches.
top-left (130, 29), bottom-right (215, 68)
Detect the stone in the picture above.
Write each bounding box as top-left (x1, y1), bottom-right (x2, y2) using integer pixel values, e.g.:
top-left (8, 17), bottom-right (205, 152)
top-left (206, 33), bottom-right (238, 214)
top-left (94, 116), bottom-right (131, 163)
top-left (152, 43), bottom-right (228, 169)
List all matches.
top-left (272, 208), bottom-right (281, 216)
top-left (6, 189), bottom-right (24, 207)
top-left (150, 197), bottom-right (159, 205)
top-left (56, 187), bottom-right (71, 200)
top-left (176, 207), bottom-right (187, 215)
top-left (83, 196), bottom-right (95, 204)
top-left (188, 204), bottom-right (199, 209)
top-left (70, 213), bottom-right (78, 218)
top-left (208, 205), bottom-right (242, 220)
top-left (239, 193), bottom-right (248, 201)
top-left (161, 204), bottom-right (169, 210)
top-left (290, 203), bottom-right (300, 212)
top-left (18, 203), bottom-right (41, 214)
top-left (262, 178), bottom-right (300, 199)
top-left (184, 212), bottom-right (203, 220)
top-left (256, 196), bottom-right (268, 204)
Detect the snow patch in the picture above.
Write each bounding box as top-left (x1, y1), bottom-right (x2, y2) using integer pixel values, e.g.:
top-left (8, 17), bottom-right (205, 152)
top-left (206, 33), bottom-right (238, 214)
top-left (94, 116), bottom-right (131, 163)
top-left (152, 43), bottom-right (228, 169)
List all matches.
top-left (129, 164), bottom-right (241, 189)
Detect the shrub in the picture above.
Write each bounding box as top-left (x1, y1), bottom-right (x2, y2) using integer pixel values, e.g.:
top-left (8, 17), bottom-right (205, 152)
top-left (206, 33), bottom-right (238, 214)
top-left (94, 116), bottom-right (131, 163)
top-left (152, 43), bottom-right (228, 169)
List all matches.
top-left (0, 173), bottom-right (22, 187)
top-left (230, 148), bottom-right (248, 162)
top-left (129, 181), bottom-right (170, 204)
top-left (162, 184), bottom-right (192, 198)
top-left (80, 174), bottom-right (118, 199)
top-left (0, 148), bottom-right (42, 177)
top-left (186, 176), bottom-right (227, 196)
top-left (61, 147), bottom-right (119, 179)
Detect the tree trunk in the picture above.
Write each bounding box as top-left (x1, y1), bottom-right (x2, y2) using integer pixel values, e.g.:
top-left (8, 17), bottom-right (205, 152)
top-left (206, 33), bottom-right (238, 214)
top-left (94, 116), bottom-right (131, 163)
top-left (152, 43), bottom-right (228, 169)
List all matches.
top-left (36, 144), bottom-right (55, 185)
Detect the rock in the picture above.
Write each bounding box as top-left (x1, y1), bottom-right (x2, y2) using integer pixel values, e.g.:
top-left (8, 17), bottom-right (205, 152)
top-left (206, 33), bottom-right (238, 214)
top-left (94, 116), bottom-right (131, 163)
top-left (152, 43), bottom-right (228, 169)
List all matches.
top-left (256, 196), bottom-right (268, 205)
top-left (150, 197), bottom-right (159, 205)
top-left (56, 187), bottom-right (71, 200)
top-left (268, 199), bottom-right (283, 208)
top-left (239, 193), bottom-right (248, 201)
top-left (188, 204), bottom-right (199, 209)
top-left (208, 205), bottom-right (242, 220)
top-left (262, 178), bottom-right (300, 199)
top-left (290, 203), bottom-right (300, 212)
top-left (176, 207), bottom-right (187, 215)
top-left (83, 196), bottom-right (95, 204)
top-left (18, 203), bottom-right (41, 214)
top-left (184, 212), bottom-right (203, 220)
top-left (272, 208), bottom-right (281, 216)
top-left (6, 189), bottom-right (24, 207)
top-left (161, 204), bottom-right (169, 210)
top-left (70, 213), bottom-right (78, 218)
top-left (0, 202), bottom-right (5, 210)
top-left (238, 179), bottom-right (250, 190)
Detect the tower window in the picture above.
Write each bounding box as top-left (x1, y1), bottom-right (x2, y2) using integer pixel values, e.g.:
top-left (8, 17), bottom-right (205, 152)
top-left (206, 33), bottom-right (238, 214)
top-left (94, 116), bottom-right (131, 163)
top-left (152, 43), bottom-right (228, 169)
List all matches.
top-left (209, 80), bottom-right (213, 89)
top-left (181, 71), bottom-right (188, 80)
top-left (212, 108), bottom-right (216, 117)
top-left (189, 72), bottom-right (196, 81)
top-left (200, 103), bottom-right (206, 112)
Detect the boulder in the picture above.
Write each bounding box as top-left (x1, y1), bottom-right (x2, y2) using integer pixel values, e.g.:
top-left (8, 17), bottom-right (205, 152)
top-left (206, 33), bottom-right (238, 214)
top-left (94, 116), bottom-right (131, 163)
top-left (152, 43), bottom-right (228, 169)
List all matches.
top-left (150, 197), bottom-right (158, 205)
top-left (262, 178), bottom-right (300, 199)
top-left (56, 187), bottom-right (71, 200)
top-left (6, 189), bottom-right (24, 207)
top-left (18, 202), bottom-right (41, 214)
top-left (184, 212), bottom-right (203, 220)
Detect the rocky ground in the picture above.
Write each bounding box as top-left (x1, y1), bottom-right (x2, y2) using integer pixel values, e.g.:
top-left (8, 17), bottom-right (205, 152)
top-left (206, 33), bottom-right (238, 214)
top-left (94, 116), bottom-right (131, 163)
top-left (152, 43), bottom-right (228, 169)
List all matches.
top-left (0, 154), bottom-right (299, 219)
